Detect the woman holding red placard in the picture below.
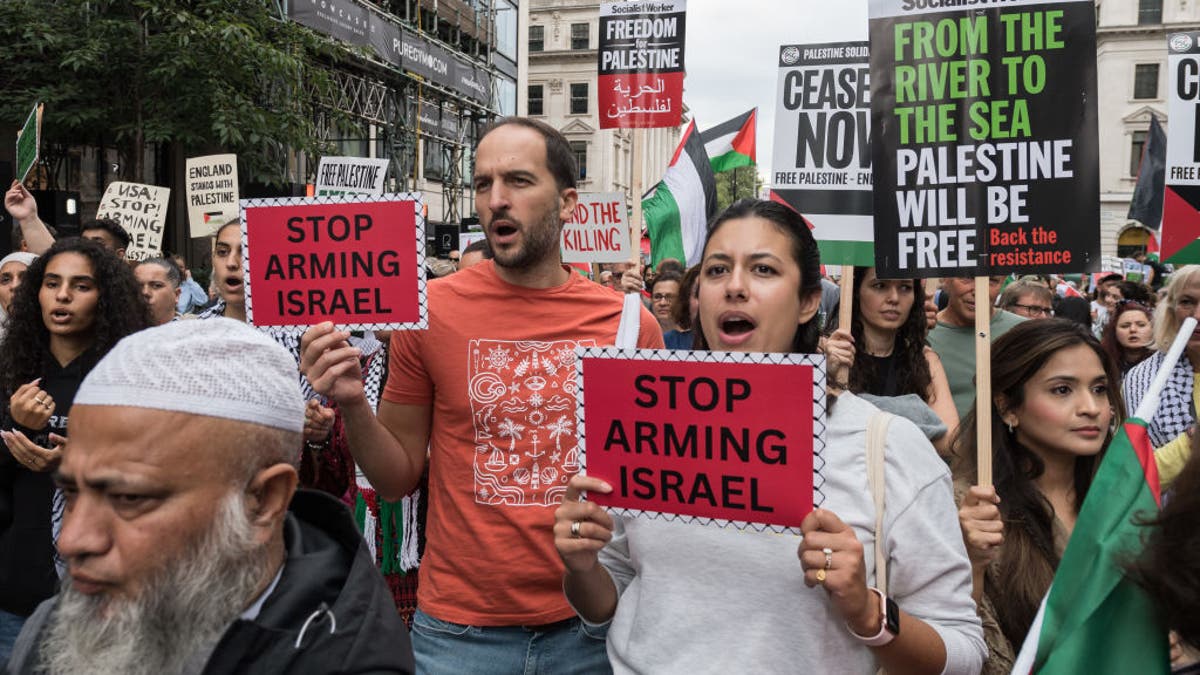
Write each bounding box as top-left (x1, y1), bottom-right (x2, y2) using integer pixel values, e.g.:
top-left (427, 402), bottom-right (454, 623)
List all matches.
top-left (553, 199), bottom-right (983, 674)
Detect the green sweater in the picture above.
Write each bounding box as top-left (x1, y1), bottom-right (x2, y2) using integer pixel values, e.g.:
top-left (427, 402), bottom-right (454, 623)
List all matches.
top-left (927, 310), bottom-right (1026, 419)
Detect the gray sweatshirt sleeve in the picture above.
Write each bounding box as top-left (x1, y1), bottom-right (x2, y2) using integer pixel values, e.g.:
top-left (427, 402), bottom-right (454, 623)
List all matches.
top-left (883, 461), bottom-right (986, 675)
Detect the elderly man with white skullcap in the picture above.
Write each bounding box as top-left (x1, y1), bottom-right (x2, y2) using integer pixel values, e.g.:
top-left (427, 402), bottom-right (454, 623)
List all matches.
top-left (4, 318), bottom-right (414, 675)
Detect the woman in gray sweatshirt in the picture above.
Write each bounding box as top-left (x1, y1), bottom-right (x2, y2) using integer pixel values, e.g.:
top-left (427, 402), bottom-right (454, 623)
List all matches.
top-left (554, 199), bottom-right (985, 674)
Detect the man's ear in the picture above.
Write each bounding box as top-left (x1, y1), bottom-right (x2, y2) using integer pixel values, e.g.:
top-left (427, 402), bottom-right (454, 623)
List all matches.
top-left (245, 463), bottom-right (298, 531)
top-left (558, 187), bottom-right (579, 224)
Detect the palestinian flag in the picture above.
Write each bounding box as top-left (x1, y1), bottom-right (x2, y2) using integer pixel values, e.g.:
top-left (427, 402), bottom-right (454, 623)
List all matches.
top-left (643, 120), bottom-right (717, 266)
top-left (700, 108), bottom-right (757, 173)
top-left (1011, 417), bottom-right (1169, 673)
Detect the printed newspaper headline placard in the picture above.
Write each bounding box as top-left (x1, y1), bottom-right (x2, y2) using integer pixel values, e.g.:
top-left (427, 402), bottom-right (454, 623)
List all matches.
top-left (241, 193), bottom-right (428, 331)
top-left (869, 0), bottom-right (1100, 277)
top-left (185, 154), bottom-right (239, 238)
top-left (575, 347), bottom-right (826, 534)
top-left (1162, 31), bottom-right (1200, 264)
top-left (15, 103), bottom-right (42, 184)
top-left (95, 182), bottom-right (171, 262)
top-left (772, 41), bottom-right (874, 266)
top-left (598, 1), bottom-right (686, 129)
top-left (562, 192), bottom-right (631, 264)
top-left (315, 156), bottom-right (390, 197)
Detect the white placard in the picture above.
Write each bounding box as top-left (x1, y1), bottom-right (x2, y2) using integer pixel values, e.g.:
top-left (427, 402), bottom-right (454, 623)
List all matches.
top-left (95, 181), bottom-right (170, 261)
top-left (185, 154), bottom-right (239, 238)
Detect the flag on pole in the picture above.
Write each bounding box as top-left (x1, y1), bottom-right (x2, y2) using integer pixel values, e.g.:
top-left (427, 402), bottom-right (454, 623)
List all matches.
top-left (642, 120), bottom-right (717, 267)
top-left (700, 108), bottom-right (757, 173)
top-left (1128, 114), bottom-right (1167, 230)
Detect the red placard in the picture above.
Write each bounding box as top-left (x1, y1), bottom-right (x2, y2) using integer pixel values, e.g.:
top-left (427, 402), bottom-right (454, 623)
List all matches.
top-left (577, 348), bottom-right (824, 533)
top-left (242, 195), bottom-right (427, 330)
top-left (598, 72), bottom-right (685, 129)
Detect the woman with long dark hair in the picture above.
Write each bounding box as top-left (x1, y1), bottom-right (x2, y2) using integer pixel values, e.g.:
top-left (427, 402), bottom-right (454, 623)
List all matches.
top-left (955, 319), bottom-right (1122, 674)
top-left (553, 200), bottom-right (984, 673)
top-left (0, 238), bottom-right (148, 659)
top-left (841, 266), bottom-right (958, 454)
top-left (1100, 300), bottom-right (1154, 376)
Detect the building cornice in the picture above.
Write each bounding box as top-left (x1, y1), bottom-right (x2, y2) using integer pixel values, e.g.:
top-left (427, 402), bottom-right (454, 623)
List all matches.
top-left (1098, 23), bottom-right (1200, 36)
top-left (530, 48), bottom-right (598, 63)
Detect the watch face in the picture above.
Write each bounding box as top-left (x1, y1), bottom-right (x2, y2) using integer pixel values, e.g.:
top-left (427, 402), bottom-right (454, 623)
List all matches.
top-left (885, 596), bottom-right (901, 636)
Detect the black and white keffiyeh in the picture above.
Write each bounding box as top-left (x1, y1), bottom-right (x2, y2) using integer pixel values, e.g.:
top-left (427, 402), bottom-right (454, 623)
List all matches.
top-left (1124, 350), bottom-right (1195, 448)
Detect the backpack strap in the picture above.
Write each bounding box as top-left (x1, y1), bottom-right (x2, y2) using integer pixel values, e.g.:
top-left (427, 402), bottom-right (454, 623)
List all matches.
top-left (865, 411), bottom-right (893, 595)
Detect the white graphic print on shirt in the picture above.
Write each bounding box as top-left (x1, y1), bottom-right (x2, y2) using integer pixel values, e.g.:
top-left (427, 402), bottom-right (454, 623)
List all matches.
top-left (468, 339), bottom-right (594, 507)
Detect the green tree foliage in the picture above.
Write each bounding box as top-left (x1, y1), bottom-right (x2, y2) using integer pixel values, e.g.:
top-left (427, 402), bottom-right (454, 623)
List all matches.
top-left (0, 0), bottom-right (349, 185)
top-left (714, 165), bottom-right (763, 212)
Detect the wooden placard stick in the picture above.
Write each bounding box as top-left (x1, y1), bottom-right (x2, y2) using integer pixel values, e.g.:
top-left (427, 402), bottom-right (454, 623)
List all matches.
top-left (630, 129), bottom-right (644, 269)
top-left (974, 275), bottom-right (993, 487)
top-left (838, 265), bottom-right (854, 333)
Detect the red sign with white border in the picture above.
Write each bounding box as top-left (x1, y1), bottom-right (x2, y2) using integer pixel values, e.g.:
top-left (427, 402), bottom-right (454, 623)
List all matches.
top-left (241, 193), bottom-right (427, 331)
top-left (575, 347), bottom-right (826, 533)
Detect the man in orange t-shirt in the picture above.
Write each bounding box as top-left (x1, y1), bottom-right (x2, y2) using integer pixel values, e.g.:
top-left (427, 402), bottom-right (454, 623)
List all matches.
top-left (302, 117), bottom-right (662, 674)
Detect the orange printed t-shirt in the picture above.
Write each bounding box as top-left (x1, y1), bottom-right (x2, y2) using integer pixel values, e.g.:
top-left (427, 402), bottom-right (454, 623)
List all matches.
top-left (385, 261), bottom-right (664, 626)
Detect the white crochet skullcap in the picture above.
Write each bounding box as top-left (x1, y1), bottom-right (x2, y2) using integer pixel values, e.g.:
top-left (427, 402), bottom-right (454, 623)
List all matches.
top-left (0, 252), bottom-right (37, 269)
top-left (75, 318), bottom-right (304, 432)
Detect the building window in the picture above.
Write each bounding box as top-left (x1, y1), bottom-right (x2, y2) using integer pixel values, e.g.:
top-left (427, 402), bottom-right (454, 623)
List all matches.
top-left (1138, 0), bottom-right (1162, 24)
top-left (570, 141), bottom-right (588, 180)
top-left (570, 83), bottom-right (588, 115)
top-left (571, 23), bottom-right (589, 50)
top-left (530, 25), bottom-right (544, 52)
top-left (1130, 130), bottom-right (1147, 177)
top-left (495, 0), bottom-right (518, 60)
top-left (1133, 64), bottom-right (1159, 99)
top-left (528, 85), bottom-right (544, 116)
top-left (495, 77), bottom-right (516, 117)
top-left (424, 138), bottom-right (446, 183)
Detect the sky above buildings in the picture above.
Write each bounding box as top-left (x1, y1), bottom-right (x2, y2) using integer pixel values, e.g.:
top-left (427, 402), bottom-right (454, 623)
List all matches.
top-left (683, 0), bottom-right (868, 180)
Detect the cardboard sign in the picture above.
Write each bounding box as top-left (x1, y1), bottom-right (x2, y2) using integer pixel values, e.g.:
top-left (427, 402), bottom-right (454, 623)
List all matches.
top-left (562, 192), bottom-right (630, 263)
top-left (241, 194), bottom-right (428, 331)
top-left (575, 348), bottom-right (826, 534)
top-left (315, 157), bottom-right (390, 196)
top-left (598, 1), bottom-right (686, 129)
top-left (773, 42), bottom-right (874, 266)
top-left (95, 182), bottom-right (171, 261)
top-left (1162, 31), bottom-right (1200, 264)
top-left (15, 103), bottom-right (42, 183)
top-left (185, 154), bottom-right (239, 238)
top-left (869, 0), bottom-right (1100, 277)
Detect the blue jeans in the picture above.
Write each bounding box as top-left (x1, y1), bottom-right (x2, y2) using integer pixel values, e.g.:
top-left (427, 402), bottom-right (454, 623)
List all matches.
top-left (0, 609), bottom-right (27, 665)
top-left (411, 608), bottom-right (611, 675)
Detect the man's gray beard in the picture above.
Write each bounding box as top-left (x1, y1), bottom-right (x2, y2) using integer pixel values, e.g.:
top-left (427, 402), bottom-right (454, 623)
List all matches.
top-left (490, 206), bottom-right (562, 271)
top-left (39, 491), bottom-right (271, 675)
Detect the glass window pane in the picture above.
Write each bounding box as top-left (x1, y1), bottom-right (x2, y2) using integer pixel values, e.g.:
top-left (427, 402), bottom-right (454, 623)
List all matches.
top-left (530, 25), bottom-right (544, 52)
top-left (1138, 0), bottom-right (1162, 24)
top-left (1130, 131), bottom-right (1147, 176)
top-left (496, 0), bottom-right (517, 59)
top-left (1133, 64), bottom-right (1159, 99)
top-left (571, 23), bottom-right (589, 50)
top-left (570, 83), bottom-right (588, 115)
top-left (528, 85), bottom-right (544, 116)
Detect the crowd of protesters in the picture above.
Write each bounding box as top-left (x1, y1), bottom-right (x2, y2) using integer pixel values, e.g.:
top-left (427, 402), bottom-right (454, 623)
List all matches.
top-left (0, 117), bottom-right (1196, 674)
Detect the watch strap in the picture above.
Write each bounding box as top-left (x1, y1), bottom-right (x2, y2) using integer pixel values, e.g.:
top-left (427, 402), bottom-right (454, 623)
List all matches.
top-left (846, 587), bottom-right (897, 647)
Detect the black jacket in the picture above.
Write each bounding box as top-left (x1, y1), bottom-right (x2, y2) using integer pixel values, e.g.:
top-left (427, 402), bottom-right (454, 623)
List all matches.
top-left (7, 489), bottom-right (415, 675)
top-left (0, 351), bottom-right (89, 616)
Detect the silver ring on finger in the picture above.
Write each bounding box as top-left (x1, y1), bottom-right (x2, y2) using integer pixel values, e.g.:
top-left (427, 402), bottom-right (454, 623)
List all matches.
top-left (822, 547), bottom-right (833, 570)
top-left (34, 395), bottom-right (45, 405)
top-left (570, 520), bottom-right (582, 538)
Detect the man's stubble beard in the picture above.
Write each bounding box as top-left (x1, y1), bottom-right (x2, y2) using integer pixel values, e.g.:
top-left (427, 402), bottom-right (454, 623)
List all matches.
top-left (489, 203), bottom-right (563, 271)
top-left (40, 491), bottom-right (270, 675)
